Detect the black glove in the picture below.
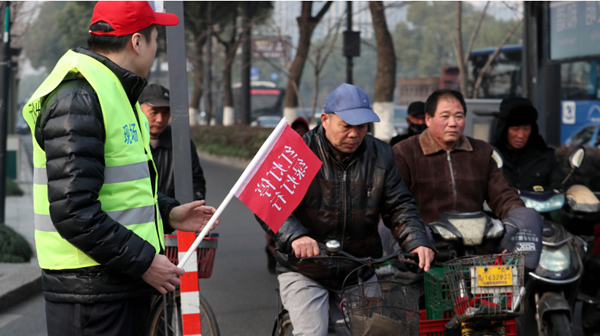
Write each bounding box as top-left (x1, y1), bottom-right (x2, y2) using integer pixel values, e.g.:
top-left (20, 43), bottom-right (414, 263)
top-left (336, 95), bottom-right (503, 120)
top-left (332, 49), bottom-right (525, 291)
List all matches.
top-left (500, 207), bottom-right (543, 270)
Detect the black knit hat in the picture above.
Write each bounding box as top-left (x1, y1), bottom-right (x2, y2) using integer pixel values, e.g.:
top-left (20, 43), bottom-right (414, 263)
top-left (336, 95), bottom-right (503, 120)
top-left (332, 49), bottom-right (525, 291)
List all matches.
top-left (407, 101), bottom-right (425, 116)
top-left (505, 105), bottom-right (538, 127)
top-left (494, 97), bottom-right (547, 150)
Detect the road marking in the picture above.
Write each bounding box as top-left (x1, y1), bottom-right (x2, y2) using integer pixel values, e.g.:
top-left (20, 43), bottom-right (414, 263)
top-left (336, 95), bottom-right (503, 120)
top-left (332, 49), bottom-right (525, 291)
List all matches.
top-left (0, 314), bottom-right (20, 328)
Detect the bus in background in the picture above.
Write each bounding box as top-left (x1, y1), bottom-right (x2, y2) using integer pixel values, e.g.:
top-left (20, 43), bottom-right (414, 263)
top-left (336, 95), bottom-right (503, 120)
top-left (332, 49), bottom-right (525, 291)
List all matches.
top-left (213, 81), bottom-right (285, 126)
top-left (466, 44), bottom-right (522, 99)
top-left (466, 44), bottom-right (600, 144)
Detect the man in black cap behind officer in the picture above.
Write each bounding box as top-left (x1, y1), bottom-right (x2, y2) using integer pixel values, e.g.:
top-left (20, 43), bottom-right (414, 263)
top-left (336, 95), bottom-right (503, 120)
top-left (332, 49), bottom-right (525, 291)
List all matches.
top-left (389, 101), bottom-right (427, 147)
top-left (139, 83), bottom-right (207, 202)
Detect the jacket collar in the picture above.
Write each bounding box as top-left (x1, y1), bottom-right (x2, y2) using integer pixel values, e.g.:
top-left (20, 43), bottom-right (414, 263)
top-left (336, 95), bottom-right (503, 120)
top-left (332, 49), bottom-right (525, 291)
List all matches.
top-left (74, 47), bottom-right (147, 106)
top-left (156, 126), bottom-right (172, 149)
top-left (419, 128), bottom-right (473, 155)
top-left (317, 124), bottom-right (367, 166)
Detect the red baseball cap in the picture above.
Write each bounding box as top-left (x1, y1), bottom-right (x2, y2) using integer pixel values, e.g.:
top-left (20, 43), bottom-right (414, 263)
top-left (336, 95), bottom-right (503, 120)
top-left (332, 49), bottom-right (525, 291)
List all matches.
top-left (90, 1), bottom-right (179, 37)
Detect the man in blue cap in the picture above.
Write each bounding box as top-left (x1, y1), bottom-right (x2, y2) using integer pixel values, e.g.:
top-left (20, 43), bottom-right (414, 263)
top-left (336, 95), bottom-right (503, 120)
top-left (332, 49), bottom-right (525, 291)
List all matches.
top-left (257, 83), bottom-right (435, 335)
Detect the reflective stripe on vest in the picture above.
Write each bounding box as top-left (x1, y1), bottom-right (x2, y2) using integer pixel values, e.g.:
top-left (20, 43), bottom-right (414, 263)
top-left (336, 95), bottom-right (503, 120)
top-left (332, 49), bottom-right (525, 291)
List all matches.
top-left (23, 50), bottom-right (164, 270)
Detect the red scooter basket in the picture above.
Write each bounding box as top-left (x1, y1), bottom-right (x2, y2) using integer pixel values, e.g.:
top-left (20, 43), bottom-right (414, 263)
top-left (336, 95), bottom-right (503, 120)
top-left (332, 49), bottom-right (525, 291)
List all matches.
top-left (164, 234), bottom-right (218, 278)
top-left (418, 310), bottom-right (517, 336)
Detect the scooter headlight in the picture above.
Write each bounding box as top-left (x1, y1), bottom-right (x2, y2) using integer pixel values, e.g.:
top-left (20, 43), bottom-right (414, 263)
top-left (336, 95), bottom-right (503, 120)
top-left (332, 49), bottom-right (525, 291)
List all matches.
top-left (539, 244), bottom-right (571, 272)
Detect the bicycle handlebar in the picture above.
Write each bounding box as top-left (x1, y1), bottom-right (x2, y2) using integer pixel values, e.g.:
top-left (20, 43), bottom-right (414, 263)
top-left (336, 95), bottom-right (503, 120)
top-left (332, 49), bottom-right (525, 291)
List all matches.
top-left (299, 250), bottom-right (421, 272)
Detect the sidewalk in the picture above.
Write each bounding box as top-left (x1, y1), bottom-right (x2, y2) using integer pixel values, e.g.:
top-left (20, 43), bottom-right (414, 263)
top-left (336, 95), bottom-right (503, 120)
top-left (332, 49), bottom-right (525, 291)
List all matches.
top-left (0, 135), bottom-right (41, 312)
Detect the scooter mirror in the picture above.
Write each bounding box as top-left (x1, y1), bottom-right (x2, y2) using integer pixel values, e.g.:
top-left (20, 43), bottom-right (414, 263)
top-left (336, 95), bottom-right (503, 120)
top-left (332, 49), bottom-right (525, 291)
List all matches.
top-left (491, 146), bottom-right (504, 170)
top-left (569, 146), bottom-right (585, 169)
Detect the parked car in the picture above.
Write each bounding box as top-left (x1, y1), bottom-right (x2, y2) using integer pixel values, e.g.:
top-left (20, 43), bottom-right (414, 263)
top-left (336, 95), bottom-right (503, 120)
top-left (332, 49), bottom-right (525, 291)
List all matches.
top-left (393, 105), bottom-right (408, 136)
top-left (565, 124), bottom-right (600, 147)
top-left (15, 113), bottom-right (30, 135)
top-left (250, 115), bottom-right (281, 128)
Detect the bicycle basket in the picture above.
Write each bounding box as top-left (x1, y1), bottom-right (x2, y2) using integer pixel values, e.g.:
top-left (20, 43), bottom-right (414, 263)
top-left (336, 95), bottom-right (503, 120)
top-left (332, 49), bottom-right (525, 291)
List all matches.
top-left (341, 280), bottom-right (420, 336)
top-left (442, 253), bottom-right (526, 323)
top-left (164, 234), bottom-right (218, 278)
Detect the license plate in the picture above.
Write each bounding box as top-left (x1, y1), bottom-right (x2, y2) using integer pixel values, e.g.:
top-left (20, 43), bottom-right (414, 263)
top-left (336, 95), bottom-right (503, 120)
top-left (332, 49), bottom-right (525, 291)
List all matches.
top-left (476, 266), bottom-right (513, 287)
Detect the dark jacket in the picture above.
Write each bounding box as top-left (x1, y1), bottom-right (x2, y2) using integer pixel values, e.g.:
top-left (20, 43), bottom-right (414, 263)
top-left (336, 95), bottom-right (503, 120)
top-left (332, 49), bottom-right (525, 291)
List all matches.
top-left (389, 127), bottom-right (423, 147)
top-left (492, 107), bottom-right (567, 190)
top-left (261, 125), bottom-right (435, 290)
top-left (393, 128), bottom-right (525, 227)
top-left (152, 125), bottom-right (206, 201)
top-left (33, 48), bottom-right (180, 303)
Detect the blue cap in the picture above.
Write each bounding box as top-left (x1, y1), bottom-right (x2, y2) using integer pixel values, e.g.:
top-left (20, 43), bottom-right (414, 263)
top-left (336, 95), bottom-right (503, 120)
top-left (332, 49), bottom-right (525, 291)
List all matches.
top-left (323, 84), bottom-right (380, 125)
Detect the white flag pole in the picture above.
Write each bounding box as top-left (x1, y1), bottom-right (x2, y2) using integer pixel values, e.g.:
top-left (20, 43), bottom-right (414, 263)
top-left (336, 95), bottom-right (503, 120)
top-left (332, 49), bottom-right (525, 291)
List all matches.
top-left (177, 117), bottom-right (289, 268)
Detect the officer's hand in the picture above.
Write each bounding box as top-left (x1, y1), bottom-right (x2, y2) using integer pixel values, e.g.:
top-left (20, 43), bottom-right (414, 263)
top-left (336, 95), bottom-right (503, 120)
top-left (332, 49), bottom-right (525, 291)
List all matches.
top-left (169, 200), bottom-right (220, 232)
top-left (141, 254), bottom-right (185, 295)
top-left (409, 246), bottom-right (435, 272)
top-left (291, 236), bottom-right (320, 259)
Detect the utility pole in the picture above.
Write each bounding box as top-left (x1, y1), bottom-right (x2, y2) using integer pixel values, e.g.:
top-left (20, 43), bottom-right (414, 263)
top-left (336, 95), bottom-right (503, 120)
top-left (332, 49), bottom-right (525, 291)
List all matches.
top-left (0, 1), bottom-right (11, 224)
top-left (165, 1), bottom-right (193, 204)
top-left (205, 1), bottom-right (212, 125)
top-left (343, 1), bottom-right (360, 84)
top-left (240, 2), bottom-right (251, 125)
top-left (346, 1), bottom-right (353, 84)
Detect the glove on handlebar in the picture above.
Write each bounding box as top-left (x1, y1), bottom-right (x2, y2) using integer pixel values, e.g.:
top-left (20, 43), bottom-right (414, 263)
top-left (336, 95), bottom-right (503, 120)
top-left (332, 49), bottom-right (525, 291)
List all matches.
top-left (500, 207), bottom-right (543, 270)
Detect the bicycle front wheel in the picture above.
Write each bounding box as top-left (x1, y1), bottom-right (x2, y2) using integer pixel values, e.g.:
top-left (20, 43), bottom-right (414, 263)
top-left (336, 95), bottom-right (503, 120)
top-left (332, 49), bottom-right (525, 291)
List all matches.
top-left (272, 311), bottom-right (293, 336)
top-left (148, 290), bottom-right (220, 336)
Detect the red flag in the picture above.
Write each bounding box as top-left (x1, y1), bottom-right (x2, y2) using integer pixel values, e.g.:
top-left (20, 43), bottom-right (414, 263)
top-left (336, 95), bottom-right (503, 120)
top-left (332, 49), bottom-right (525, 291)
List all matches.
top-left (235, 124), bottom-right (322, 233)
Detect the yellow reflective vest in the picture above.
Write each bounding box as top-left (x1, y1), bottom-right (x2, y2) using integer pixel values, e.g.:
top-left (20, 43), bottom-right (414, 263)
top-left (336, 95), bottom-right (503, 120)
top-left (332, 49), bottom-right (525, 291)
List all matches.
top-left (22, 50), bottom-right (164, 270)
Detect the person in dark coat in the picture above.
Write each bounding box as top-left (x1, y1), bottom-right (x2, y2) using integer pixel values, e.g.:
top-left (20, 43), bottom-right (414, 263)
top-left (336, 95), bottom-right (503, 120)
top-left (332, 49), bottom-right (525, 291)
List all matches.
top-left (139, 84), bottom-right (207, 201)
top-left (259, 84), bottom-right (436, 335)
top-left (389, 101), bottom-right (427, 147)
top-left (492, 97), bottom-right (568, 191)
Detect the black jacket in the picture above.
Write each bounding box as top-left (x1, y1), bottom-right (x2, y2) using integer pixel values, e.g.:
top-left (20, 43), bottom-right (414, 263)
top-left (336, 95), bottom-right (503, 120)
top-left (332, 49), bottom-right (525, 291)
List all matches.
top-left (259, 125), bottom-right (435, 290)
top-left (152, 125), bottom-right (206, 201)
top-left (493, 106), bottom-right (567, 191)
top-left (34, 48), bottom-right (180, 303)
top-left (498, 146), bottom-right (567, 190)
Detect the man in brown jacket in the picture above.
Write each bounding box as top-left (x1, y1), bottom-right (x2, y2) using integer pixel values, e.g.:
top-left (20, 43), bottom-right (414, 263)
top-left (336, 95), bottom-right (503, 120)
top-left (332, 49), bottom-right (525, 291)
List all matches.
top-left (393, 89), bottom-right (542, 268)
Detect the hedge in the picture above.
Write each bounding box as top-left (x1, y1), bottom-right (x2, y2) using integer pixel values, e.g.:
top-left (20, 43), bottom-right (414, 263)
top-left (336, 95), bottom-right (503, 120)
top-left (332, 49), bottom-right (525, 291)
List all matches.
top-left (6, 178), bottom-right (23, 196)
top-left (190, 125), bottom-right (274, 160)
top-left (0, 224), bottom-right (33, 263)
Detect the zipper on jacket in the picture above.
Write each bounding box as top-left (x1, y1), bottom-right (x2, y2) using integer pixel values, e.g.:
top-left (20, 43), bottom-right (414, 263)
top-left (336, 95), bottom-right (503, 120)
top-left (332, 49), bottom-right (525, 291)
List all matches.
top-left (447, 151), bottom-right (458, 212)
top-left (324, 150), bottom-right (358, 278)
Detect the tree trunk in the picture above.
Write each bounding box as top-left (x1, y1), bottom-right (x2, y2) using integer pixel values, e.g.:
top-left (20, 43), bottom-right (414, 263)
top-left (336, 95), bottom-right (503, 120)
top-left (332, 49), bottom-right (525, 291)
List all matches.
top-left (222, 46), bottom-right (236, 126)
top-left (283, 1), bottom-right (332, 122)
top-left (370, 1), bottom-right (395, 102)
top-left (455, 2), bottom-right (467, 96)
top-left (370, 1), bottom-right (396, 141)
top-left (189, 38), bottom-right (204, 126)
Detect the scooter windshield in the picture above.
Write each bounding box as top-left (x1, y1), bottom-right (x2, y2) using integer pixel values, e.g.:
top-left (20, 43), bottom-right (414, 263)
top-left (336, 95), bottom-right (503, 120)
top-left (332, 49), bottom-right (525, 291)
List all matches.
top-left (520, 189), bottom-right (565, 213)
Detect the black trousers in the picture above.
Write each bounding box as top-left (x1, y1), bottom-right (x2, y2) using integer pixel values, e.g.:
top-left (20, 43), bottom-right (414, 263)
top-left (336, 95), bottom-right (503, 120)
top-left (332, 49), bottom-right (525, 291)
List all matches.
top-left (45, 295), bottom-right (152, 336)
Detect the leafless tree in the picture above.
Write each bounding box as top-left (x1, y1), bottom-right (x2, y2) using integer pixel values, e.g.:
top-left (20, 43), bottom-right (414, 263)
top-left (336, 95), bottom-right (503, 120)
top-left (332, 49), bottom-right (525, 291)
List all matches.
top-left (433, 1), bottom-right (490, 96)
top-left (370, 1), bottom-right (396, 104)
top-left (213, 6), bottom-right (244, 117)
top-left (472, 18), bottom-right (523, 98)
top-left (284, 1), bottom-right (333, 114)
top-left (305, 18), bottom-right (341, 124)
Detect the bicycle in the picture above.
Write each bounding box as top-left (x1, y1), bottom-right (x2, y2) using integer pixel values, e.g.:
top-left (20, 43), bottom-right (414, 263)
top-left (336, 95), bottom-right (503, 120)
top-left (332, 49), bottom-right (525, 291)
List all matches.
top-left (271, 240), bottom-right (422, 336)
top-left (147, 234), bottom-right (221, 336)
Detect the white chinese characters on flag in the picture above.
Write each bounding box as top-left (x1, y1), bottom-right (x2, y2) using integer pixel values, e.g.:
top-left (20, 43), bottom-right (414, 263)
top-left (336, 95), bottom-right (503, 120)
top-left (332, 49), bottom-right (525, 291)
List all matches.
top-left (235, 123), bottom-right (322, 233)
